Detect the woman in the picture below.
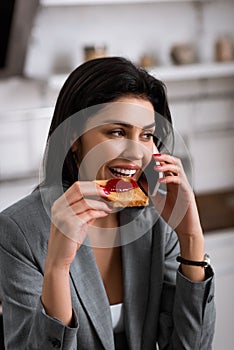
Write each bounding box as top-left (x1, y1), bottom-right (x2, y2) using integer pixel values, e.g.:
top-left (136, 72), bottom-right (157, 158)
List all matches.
top-left (0, 57), bottom-right (215, 349)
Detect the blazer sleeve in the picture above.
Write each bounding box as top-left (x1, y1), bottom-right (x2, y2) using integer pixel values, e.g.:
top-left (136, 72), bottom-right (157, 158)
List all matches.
top-left (0, 212), bottom-right (78, 350)
top-left (157, 229), bottom-right (216, 350)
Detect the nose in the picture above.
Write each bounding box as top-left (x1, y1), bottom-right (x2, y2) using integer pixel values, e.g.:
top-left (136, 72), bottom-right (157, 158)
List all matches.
top-left (120, 139), bottom-right (145, 161)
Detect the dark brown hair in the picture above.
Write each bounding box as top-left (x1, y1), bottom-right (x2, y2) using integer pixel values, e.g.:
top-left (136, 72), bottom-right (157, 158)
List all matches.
top-left (42, 56), bottom-right (173, 187)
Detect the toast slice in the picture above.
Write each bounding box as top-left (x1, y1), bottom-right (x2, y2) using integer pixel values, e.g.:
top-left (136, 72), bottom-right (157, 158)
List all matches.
top-left (94, 178), bottom-right (148, 208)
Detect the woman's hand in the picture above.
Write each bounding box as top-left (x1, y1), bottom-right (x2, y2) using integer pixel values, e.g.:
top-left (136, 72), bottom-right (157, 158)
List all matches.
top-left (42, 181), bottom-right (111, 324)
top-left (153, 153), bottom-right (205, 280)
top-left (152, 154), bottom-right (202, 239)
top-left (141, 154), bottom-right (205, 281)
top-left (47, 181), bottom-right (111, 270)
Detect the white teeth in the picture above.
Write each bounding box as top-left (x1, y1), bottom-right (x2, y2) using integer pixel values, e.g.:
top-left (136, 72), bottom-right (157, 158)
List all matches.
top-left (111, 167), bottom-right (137, 176)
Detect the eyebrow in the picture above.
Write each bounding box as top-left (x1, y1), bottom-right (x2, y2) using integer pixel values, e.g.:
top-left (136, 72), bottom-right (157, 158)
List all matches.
top-left (102, 120), bottom-right (156, 130)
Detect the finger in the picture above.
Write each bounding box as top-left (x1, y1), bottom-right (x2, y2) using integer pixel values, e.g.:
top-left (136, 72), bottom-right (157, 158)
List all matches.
top-left (69, 181), bottom-right (108, 203)
top-left (53, 183), bottom-right (83, 210)
top-left (51, 208), bottom-right (109, 243)
top-left (79, 181), bottom-right (109, 200)
top-left (52, 198), bottom-right (112, 226)
top-left (153, 154), bottom-right (180, 166)
top-left (69, 198), bottom-right (112, 215)
top-left (55, 181), bottom-right (108, 209)
top-left (158, 175), bottom-right (182, 185)
top-left (78, 209), bottom-right (109, 225)
top-left (154, 163), bottom-right (180, 176)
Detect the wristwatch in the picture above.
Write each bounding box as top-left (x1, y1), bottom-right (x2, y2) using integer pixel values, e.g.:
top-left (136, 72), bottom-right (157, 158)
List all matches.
top-left (176, 253), bottom-right (211, 268)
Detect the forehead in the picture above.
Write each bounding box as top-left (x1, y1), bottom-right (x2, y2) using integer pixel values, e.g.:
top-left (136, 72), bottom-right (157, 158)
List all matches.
top-left (84, 99), bottom-right (155, 131)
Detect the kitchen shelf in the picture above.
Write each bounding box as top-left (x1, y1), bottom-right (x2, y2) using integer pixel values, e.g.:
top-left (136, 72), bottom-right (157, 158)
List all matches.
top-left (149, 61), bottom-right (234, 82)
top-left (40, 0), bottom-right (210, 6)
top-left (48, 61), bottom-right (234, 90)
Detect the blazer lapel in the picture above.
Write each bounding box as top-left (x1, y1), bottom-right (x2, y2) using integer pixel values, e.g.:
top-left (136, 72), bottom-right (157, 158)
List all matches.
top-left (120, 206), bottom-right (157, 350)
top-left (70, 240), bottom-right (115, 350)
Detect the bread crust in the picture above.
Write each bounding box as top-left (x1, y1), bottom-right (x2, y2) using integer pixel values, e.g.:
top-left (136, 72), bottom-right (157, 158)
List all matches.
top-left (94, 178), bottom-right (149, 208)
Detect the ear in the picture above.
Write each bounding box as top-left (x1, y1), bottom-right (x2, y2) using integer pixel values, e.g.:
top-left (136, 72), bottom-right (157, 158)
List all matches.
top-left (71, 139), bottom-right (79, 153)
top-left (70, 135), bottom-right (82, 165)
top-left (70, 132), bottom-right (79, 152)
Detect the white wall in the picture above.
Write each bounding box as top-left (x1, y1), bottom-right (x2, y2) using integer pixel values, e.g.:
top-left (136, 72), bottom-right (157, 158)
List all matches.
top-left (24, 0), bottom-right (234, 78)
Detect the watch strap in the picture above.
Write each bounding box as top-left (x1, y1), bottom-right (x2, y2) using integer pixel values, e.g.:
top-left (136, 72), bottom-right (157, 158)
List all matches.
top-left (176, 254), bottom-right (210, 268)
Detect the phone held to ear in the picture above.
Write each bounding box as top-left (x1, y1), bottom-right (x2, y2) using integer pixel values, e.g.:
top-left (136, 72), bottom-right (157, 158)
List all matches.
top-left (142, 158), bottom-right (163, 197)
top-left (140, 144), bottom-right (164, 197)
top-left (151, 144), bottom-right (164, 196)
top-left (152, 160), bottom-right (163, 196)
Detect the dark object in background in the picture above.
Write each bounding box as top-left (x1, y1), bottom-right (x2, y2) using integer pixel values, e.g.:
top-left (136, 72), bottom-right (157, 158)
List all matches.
top-left (0, 0), bottom-right (15, 69)
top-left (83, 45), bottom-right (107, 62)
top-left (170, 43), bottom-right (197, 65)
top-left (196, 188), bottom-right (234, 232)
top-left (215, 36), bottom-right (234, 62)
top-left (0, 0), bottom-right (39, 78)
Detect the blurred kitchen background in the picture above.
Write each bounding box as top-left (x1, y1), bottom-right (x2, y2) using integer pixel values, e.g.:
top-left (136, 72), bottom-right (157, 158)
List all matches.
top-left (0, 0), bottom-right (234, 348)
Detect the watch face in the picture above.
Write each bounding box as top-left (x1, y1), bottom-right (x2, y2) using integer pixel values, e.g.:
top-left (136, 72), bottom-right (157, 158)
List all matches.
top-left (204, 253), bottom-right (211, 267)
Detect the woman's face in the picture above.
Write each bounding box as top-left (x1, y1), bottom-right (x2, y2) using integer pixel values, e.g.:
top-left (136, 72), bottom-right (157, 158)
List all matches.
top-left (75, 97), bottom-right (156, 181)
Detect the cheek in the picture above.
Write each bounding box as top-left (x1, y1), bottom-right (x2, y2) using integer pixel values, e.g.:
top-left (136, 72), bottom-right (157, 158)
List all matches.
top-left (103, 140), bottom-right (127, 159)
top-left (78, 140), bottom-right (126, 180)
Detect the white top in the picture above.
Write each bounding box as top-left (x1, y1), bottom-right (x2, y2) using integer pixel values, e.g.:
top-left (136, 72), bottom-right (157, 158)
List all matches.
top-left (110, 303), bottom-right (124, 333)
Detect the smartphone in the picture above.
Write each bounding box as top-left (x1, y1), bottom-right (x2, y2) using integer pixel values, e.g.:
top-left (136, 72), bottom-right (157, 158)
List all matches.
top-left (142, 157), bottom-right (163, 196)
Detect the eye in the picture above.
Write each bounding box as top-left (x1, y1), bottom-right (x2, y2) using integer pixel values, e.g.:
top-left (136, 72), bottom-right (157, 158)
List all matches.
top-left (109, 129), bottom-right (125, 137)
top-left (142, 132), bottom-right (154, 140)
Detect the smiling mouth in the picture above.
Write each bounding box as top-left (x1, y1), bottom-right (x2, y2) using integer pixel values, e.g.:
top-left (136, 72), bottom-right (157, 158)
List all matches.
top-left (109, 167), bottom-right (137, 178)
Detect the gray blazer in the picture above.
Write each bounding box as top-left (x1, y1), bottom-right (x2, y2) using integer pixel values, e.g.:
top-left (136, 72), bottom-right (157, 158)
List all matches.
top-left (0, 187), bottom-right (215, 350)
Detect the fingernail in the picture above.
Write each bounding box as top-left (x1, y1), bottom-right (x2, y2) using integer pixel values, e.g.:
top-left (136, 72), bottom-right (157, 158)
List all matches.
top-left (103, 188), bottom-right (110, 196)
top-left (153, 153), bottom-right (161, 157)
